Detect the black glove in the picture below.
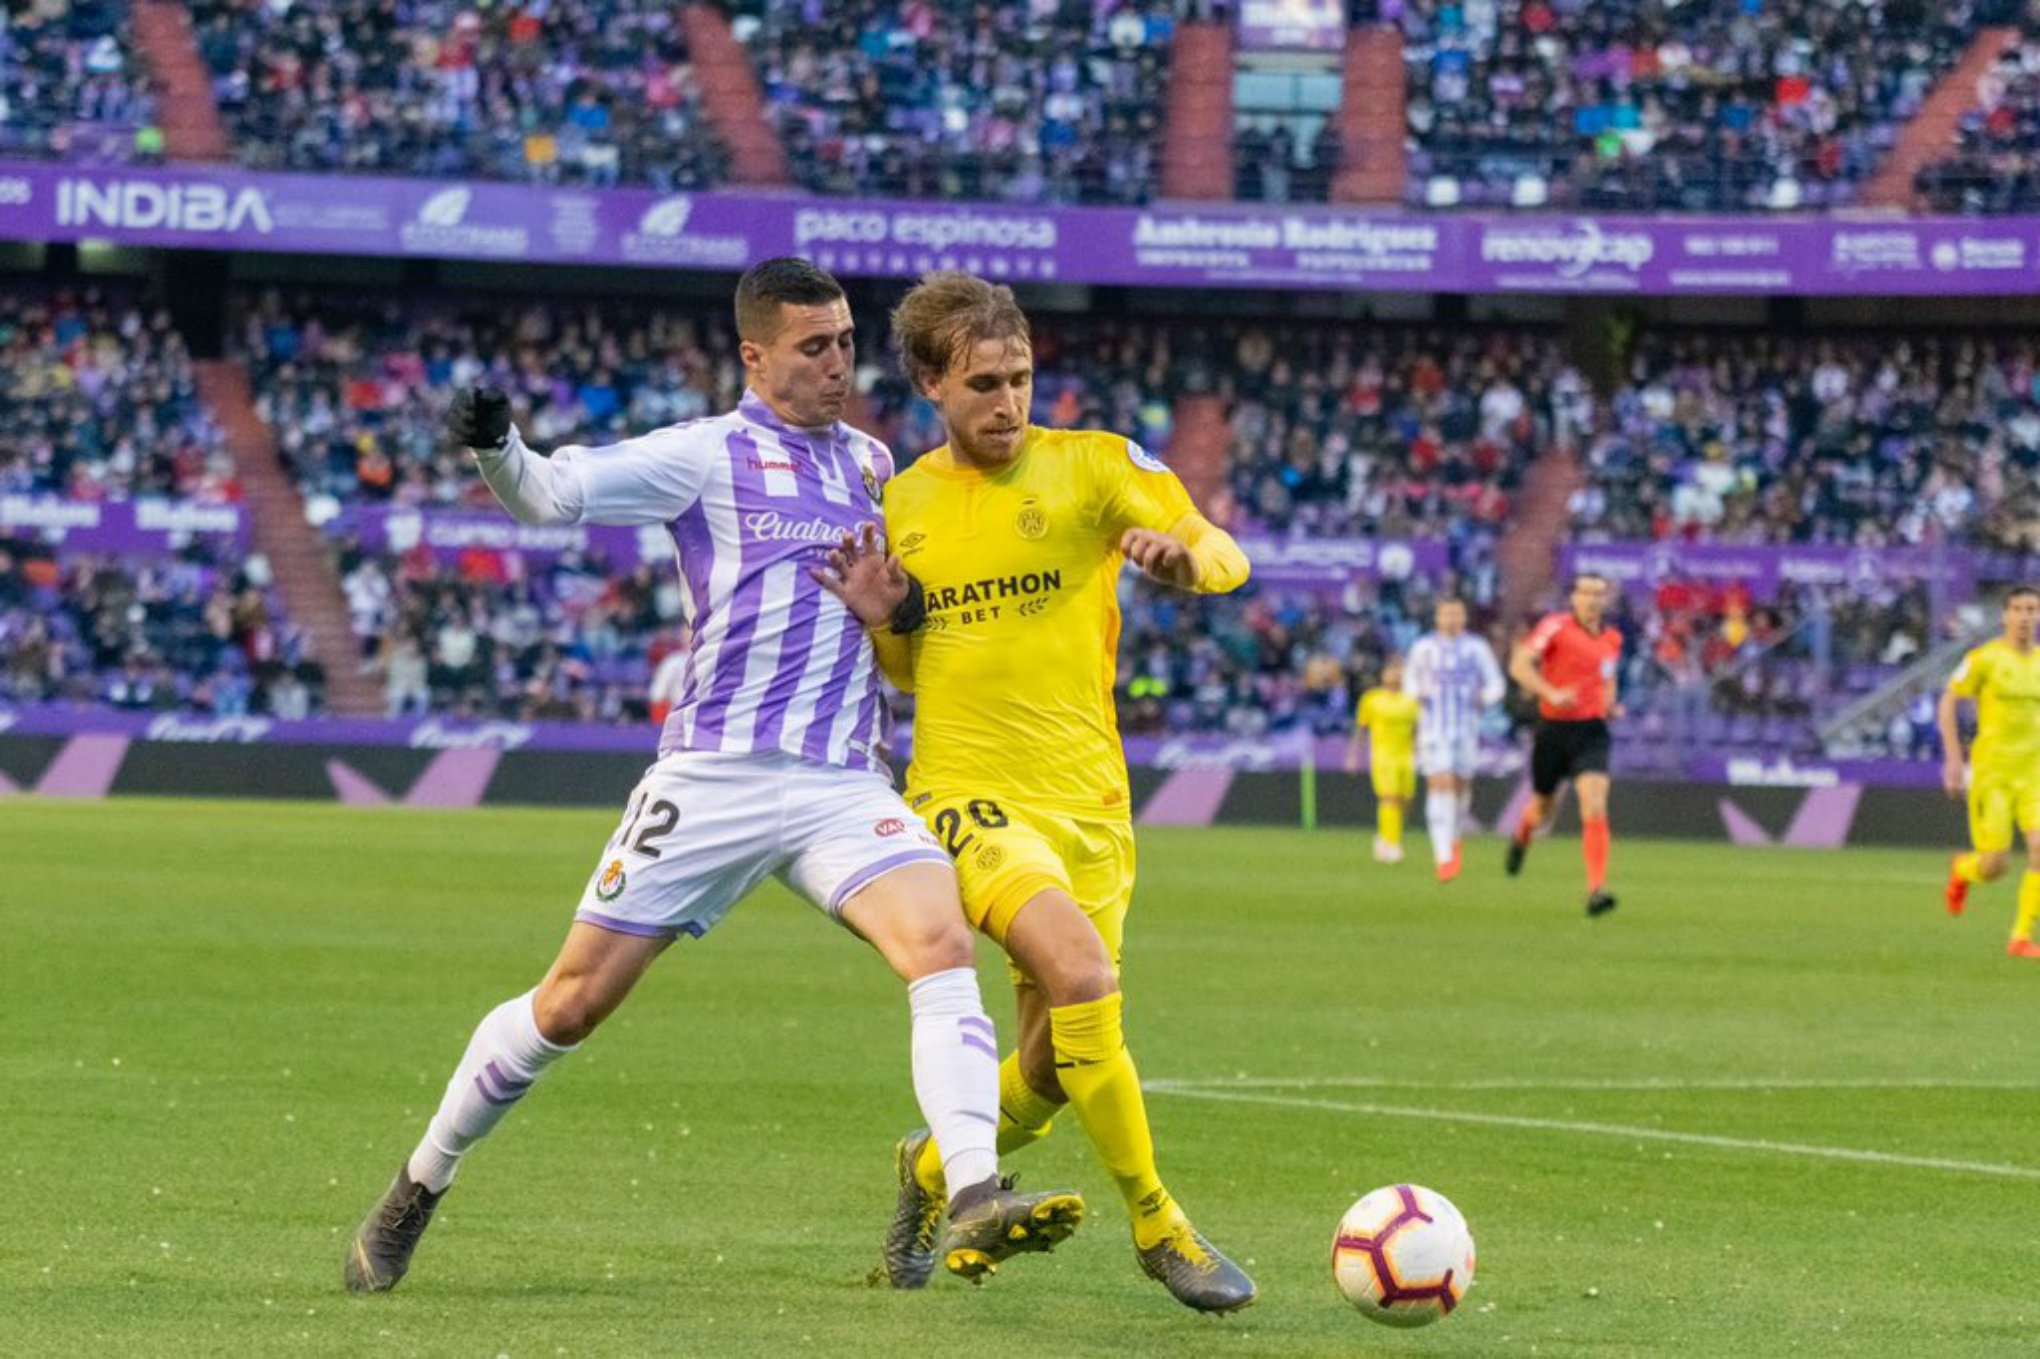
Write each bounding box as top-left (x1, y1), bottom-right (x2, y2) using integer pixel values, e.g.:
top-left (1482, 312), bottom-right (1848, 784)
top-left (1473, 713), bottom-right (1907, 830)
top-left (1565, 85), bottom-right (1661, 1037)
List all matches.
top-left (447, 386), bottom-right (511, 449)
top-left (888, 574), bottom-right (927, 635)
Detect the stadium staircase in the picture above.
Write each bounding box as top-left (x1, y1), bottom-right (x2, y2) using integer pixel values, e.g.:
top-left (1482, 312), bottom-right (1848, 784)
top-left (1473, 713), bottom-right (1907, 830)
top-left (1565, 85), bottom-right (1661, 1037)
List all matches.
top-left (1862, 24), bottom-right (2020, 210)
top-left (678, 4), bottom-right (791, 187)
top-left (1817, 630), bottom-right (1980, 756)
top-left (1166, 394), bottom-right (1232, 520)
top-left (1330, 26), bottom-right (1406, 204)
top-left (194, 360), bottom-right (383, 717)
top-left (132, 1), bottom-right (230, 161)
top-left (1494, 449), bottom-right (1582, 630)
top-left (1160, 21), bottom-right (1235, 200)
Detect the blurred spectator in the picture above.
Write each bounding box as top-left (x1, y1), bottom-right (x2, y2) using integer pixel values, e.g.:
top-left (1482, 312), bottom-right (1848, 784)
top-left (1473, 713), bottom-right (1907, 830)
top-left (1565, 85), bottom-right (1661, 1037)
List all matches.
top-left (1917, 27), bottom-right (2040, 212)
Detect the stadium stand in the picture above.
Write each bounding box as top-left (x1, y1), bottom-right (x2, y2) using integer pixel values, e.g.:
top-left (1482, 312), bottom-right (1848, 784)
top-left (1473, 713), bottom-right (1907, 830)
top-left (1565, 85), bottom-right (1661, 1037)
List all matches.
top-left (0, 0), bottom-right (159, 162)
top-left (187, 0), bottom-right (730, 187)
top-left (741, 0), bottom-right (1175, 204)
top-left (1401, 0), bottom-right (1982, 211)
top-left (0, 286), bottom-right (236, 502)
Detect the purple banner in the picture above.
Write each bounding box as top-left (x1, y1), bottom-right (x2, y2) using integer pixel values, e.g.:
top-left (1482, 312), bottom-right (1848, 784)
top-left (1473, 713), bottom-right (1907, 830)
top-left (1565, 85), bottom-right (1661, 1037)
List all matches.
top-left (324, 504), bottom-right (666, 568)
top-left (0, 496), bottom-right (248, 551)
top-left (5, 159), bottom-right (2040, 295)
top-left (1559, 541), bottom-right (1980, 595)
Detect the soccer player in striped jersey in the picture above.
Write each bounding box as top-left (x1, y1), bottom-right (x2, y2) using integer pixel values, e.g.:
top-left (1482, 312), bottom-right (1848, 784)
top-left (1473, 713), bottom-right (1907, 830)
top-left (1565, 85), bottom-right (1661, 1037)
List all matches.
top-left (1404, 599), bottom-right (1506, 883)
top-left (1940, 586), bottom-right (2040, 955)
top-left (343, 260), bottom-right (1081, 1296)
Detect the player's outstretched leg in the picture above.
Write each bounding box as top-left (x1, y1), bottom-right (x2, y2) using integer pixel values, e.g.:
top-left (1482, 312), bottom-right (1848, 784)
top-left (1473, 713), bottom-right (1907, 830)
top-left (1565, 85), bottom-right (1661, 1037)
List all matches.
top-left (1505, 801), bottom-right (1538, 876)
top-left (344, 924), bottom-right (657, 1294)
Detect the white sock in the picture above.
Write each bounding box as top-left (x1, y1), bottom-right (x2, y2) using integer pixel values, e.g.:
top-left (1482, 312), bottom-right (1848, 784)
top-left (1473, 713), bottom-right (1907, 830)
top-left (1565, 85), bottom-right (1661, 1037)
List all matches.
top-left (907, 967), bottom-right (1000, 1203)
top-left (1427, 789), bottom-right (1458, 866)
top-left (407, 990), bottom-right (575, 1192)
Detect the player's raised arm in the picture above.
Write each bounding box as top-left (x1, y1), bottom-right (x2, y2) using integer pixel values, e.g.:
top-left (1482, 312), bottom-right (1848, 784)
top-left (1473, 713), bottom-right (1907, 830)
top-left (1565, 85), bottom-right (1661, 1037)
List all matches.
top-left (1108, 440), bottom-right (1249, 595)
top-left (453, 385), bottom-right (708, 528)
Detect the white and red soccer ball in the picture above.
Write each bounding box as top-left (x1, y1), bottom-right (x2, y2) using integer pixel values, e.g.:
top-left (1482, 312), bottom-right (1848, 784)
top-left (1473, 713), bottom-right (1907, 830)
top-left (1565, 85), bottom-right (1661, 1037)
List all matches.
top-left (1332, 1183), bottom-right (1476, 1327)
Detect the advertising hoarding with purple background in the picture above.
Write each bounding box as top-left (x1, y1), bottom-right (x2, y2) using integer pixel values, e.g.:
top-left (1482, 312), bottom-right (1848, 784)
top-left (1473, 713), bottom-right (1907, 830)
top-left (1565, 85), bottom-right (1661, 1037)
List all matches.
top-left (6, 160), bottom-right (2040, 295)
top-left (1236, 0), bottom-right (1348, 51)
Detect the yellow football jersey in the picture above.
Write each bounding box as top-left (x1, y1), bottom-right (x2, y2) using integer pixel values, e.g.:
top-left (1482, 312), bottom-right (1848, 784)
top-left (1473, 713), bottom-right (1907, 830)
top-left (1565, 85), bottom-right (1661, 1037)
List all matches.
top-left (883, 426), bottom-right (1247, 814)
top-left (1357, 686), bottom-right (1420, 761)
top-left (1948, 638), bottom-right (2040, 781)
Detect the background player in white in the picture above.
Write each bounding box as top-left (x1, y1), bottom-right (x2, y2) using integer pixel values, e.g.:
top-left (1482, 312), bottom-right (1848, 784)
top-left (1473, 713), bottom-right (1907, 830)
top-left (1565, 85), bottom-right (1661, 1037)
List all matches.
top-left (343, 259), bottom-right (1080, 1295)
top-left (1404, 597), bottom-right (1505, 883)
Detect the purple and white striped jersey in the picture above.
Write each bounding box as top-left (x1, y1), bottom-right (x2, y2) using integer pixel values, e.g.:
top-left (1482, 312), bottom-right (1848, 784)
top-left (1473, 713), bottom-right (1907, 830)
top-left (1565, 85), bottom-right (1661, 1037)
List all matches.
top-left (500, 391), bottom-right (893, 773)
top-left (1404, 632), bottom-right (1506, 739)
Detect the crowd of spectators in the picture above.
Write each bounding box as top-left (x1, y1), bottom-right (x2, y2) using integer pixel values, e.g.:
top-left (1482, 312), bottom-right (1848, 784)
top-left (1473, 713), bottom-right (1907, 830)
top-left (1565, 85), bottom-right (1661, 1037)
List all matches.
top-left (1915, 27), bottom-right (2040, 213)
top-left (0, 287), bottom-right (237, 502)
top-left (742, 0), bottom-right (1175, 204)
top-left (0, 537), bottom-right (319, 715)
top-left (1, 0), bottom-right (159, 162)
top-left (236, 289), bottom-right (748, 510)
top-left (334, 535), bottom-right (685, 723)
top-left (1400, 0), bottom-right (1983, 211)
top-left (190, 0), bottom-right (728, 187)
top-left (1568, 330), bottom-right (2040, 554)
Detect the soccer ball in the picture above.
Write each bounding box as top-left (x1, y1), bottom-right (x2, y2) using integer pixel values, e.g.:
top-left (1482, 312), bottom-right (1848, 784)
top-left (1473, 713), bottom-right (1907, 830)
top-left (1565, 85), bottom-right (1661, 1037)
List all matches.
top-left (1332, 1184), bottom-right (1476, 1327)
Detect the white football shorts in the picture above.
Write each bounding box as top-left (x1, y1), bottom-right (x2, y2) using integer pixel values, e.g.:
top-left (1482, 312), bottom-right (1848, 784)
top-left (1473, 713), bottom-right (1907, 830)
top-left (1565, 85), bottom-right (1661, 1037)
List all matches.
top-left (1417, 723), bottom-right (1480, 779)
top-left (573, 749), bottom-right (950, 941)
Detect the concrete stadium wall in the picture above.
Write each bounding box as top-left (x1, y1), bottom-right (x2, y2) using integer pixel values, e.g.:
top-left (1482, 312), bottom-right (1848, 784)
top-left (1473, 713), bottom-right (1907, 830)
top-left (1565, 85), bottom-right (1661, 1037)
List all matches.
top-left (0, 731), bottom-right (1967, 849)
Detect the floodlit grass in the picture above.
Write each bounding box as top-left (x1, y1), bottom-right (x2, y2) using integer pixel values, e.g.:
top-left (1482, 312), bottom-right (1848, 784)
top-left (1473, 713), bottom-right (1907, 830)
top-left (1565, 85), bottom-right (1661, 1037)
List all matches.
top-left (5, 797), bottom-right (2035, 1356)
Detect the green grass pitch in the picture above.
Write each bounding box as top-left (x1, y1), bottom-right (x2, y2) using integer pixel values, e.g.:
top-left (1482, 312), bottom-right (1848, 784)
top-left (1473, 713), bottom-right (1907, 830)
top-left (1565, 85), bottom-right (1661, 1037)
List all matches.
top-left (5, 796), bottom-right (2038, 1356)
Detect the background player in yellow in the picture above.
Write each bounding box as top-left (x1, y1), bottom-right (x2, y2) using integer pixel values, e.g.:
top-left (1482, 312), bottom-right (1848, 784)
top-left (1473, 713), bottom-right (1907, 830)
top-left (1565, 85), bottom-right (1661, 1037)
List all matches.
top-left (815, 271), bottom-right (1257, 1313)
top-left (1346, 656), bottom-right (1418, 864)
top-left (1939, 586), bottom-right (2040, 956)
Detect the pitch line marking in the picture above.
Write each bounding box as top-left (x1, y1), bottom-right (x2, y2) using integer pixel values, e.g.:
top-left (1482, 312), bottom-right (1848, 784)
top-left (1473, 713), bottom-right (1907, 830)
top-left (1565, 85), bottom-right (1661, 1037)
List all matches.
top-left (1142, 1085), bottom-right (2040, 1182)
top-left (1150, 1075), bottom-right (2040, 1093)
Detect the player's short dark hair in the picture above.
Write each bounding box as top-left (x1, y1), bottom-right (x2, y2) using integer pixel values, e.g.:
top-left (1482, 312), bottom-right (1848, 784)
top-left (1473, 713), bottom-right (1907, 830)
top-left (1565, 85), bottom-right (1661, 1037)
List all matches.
top-left (1572, 571), bottom-right (1610, 590)
top-left (734, 257), bottom-right (845, 342)
top-left (2008, 584), bottom-right (2039, 605)
top-left (1436, 595), bottom-right (1466, 610)
top-left (890, 271), bottom-right (1031, 390)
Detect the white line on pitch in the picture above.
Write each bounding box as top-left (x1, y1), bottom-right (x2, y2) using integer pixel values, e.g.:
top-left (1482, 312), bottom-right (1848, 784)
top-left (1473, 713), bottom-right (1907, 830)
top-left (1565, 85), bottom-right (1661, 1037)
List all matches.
top-left (1149, 1075), bottom-right (2040, 1093)
top-left (1142, 1085), bottom-right (2040, 1182)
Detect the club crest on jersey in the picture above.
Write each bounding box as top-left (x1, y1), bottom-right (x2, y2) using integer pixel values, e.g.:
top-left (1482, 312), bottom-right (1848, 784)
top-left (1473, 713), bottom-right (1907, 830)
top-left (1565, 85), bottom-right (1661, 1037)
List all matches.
top-left (862, 466), bottom-right (882, 504)
top-left (596, 859), bottom-right (627, 902)
top-left (1016, 501), bottom-right (1048, 540)
top-left (1125, 438), bottom-right (1168, 474)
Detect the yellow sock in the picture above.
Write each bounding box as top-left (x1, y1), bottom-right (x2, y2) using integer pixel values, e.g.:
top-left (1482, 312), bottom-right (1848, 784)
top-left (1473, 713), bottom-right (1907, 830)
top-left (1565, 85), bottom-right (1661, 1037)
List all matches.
top-left (1380, 801), bottom-right (1404, 848)
top-left (1050, 992), bottom-right (1180, 1248)
top-left (1956, 853), bottom-right (1986, 885)
top-left (2013, 872), bottom-right (2040, 944)
top-left (912, 1053), bottom-right (1062, 1195)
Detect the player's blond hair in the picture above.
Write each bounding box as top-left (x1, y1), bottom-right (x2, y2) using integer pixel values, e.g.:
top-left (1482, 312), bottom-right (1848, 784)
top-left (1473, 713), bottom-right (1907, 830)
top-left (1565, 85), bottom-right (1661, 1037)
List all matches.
top-left (890, 271), bottom-right (1031, 391)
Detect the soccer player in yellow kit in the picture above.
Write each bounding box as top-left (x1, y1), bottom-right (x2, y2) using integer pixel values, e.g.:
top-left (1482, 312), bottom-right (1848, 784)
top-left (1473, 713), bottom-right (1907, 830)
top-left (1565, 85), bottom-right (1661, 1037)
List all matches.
top-left (1940, 586), bottom-right (2040, 956)
top-left (816, 272), bottom-right (1257, 1312)
top-left (1347, 656), bottom-right (1419, 864)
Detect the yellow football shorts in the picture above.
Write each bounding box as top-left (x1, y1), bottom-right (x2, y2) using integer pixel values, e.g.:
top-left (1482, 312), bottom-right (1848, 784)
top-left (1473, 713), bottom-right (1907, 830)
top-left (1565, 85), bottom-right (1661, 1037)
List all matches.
top-left (911, 789), bottom-right (1135, 982)
top-left (1969, 772), bottom-right (2040, 855)
top-left (1371, 754), bottom-right (1416, 801)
